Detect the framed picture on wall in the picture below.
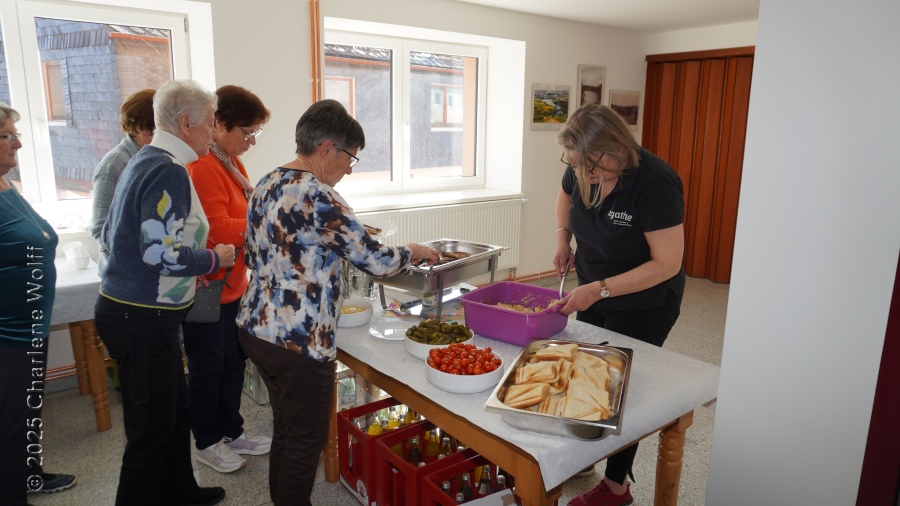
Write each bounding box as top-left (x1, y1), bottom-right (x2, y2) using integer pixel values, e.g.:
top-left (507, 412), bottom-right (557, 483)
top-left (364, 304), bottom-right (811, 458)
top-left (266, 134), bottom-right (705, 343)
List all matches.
top-left (609, 89), bottom-right (641, 131)
top-left (531, 83), bottom-right (571, 130)
top-left (576, 64), bottom-right (606, 109)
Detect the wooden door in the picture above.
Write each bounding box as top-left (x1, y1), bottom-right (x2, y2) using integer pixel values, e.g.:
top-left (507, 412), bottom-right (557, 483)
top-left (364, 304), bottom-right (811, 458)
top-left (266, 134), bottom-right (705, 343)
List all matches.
top-left (642, 47), bottom-right (754, 283)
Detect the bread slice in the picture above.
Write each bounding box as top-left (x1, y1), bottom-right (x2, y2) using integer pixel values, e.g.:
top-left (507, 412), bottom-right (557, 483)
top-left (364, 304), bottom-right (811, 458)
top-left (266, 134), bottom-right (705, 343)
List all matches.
top-left (549, 358), bottom-right (574, 395)
top-left (532, 343), bottom-right (579, 362)
top-left (515, 361), bottom-right (559, 384)
top-left (503, 383), bottom-right (550, 409)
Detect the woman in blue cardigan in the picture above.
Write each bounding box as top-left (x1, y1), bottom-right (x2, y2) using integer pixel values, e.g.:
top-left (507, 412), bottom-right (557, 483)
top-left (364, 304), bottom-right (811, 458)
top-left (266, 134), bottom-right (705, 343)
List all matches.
top-left (95, 80), bottom-right (235, 506)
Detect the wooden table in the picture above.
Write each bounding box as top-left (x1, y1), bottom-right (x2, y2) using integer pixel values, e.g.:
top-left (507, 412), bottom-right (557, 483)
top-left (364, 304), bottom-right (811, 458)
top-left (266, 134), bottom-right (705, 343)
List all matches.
top-left (324, 313), bottom-right (719, 506)
top-left (52, 259), bottom-right (111, 432)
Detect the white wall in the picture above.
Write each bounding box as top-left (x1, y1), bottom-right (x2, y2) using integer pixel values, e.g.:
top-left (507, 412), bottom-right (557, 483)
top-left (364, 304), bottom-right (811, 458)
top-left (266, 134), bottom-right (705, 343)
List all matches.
top-left (646, 20), bottom-right (757, 55)
top-left (194, 0), bottom-right (314, 185)
top-left (322, 0), bottom-right (649, 277)
top-left (706, 1), bottom-right (900, 504)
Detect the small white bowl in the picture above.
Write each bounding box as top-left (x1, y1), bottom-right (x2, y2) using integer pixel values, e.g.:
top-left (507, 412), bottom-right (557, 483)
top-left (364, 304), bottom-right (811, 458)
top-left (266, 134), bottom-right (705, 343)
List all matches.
top-left (338, 299), bottom-right (374, 328)
top-left (404, 333), bottom-right (473, 360)
top-left (425, 352), bottom-right (504, 394)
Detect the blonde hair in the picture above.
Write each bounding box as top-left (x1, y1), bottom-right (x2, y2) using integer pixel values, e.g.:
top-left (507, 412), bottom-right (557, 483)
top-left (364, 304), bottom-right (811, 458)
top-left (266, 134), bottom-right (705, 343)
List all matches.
top-left (557, 104), bottom-right (639, 208)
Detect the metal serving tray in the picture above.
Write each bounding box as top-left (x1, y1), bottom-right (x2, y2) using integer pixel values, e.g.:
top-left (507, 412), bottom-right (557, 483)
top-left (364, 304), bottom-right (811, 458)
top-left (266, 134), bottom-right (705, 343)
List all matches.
top-left (377, 239), bottom-right (506, 294)
top-left (484, 339), bottom-right (633, 440)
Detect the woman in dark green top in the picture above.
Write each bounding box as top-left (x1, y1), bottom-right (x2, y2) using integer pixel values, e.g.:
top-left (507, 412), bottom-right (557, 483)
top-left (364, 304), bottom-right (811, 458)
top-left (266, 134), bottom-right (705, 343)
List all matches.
top-left (0, 103), bottom-right (75, 505)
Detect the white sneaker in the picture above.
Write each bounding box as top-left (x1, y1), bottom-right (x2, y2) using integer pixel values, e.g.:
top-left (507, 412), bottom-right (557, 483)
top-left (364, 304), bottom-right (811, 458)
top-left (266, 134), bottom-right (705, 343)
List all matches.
top-left (225, 429), bottom-right (272, 456)
top-left (195, 441), bottom-right (247, 473)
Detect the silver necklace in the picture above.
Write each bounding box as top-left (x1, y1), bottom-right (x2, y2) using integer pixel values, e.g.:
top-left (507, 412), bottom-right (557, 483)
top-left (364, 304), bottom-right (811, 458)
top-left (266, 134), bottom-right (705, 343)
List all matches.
top-left (0, 181), bottom-right (51, 240)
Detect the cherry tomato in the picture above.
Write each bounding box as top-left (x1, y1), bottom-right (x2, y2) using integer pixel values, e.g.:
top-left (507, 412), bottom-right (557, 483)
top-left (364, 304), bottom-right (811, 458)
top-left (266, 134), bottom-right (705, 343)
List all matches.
top-left (491, 357), bottom-right (501, 366)
top-left (473, 365), bottom-right (484, 375)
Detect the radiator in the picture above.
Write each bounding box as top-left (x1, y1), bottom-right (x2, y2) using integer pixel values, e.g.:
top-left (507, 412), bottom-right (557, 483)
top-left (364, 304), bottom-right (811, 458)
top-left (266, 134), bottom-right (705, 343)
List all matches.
top-left (358, 199), bottom-right (523, 270)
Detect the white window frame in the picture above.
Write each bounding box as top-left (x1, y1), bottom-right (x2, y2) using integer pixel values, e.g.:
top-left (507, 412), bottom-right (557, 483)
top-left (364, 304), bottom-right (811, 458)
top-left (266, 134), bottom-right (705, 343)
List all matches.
top-left (0, 0), bottom-right (213, 208)
top-left (325, 29), bottom-right (488, 197)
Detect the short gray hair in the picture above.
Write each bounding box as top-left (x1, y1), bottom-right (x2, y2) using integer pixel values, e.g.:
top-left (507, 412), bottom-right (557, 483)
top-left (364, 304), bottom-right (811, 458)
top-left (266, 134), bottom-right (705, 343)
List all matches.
top-left (0, 103), bottom-right (21, 124)
top-left (153, 80), bottom-right (217, 135)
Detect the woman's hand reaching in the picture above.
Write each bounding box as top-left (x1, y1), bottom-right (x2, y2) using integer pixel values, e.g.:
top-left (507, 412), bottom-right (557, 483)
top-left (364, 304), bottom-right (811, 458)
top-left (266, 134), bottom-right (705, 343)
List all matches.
top-left (408, 243), bottom-right (440, 265)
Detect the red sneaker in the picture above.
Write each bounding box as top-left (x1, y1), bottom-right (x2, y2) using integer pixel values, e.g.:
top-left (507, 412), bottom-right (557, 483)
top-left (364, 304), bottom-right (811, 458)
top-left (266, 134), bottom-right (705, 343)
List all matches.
top-left (567, 480), bottom-right (633, 506)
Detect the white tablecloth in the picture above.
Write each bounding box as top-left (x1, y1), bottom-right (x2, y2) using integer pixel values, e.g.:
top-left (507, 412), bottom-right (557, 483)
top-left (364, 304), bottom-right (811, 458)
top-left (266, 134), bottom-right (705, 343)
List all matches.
top-left (51, 259), bottom-right (101, 326)
top-left (337, 307), bottom-right (720, 491)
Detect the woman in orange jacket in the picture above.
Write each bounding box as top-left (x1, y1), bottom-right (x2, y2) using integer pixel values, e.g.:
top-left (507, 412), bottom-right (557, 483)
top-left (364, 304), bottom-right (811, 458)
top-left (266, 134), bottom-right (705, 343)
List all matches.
top-left (185, 85), bottom-right (270, 474)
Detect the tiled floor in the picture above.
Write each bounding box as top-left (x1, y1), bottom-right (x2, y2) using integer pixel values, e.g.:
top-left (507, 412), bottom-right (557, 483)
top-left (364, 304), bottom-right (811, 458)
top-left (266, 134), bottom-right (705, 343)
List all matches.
top-left (30, 276), bottom-right (726, 506)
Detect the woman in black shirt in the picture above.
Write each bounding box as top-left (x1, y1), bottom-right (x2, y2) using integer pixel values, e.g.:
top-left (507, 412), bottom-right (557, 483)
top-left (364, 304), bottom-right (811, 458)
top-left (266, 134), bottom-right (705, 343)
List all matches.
top-left (555, 105), bottom-right (686, 506)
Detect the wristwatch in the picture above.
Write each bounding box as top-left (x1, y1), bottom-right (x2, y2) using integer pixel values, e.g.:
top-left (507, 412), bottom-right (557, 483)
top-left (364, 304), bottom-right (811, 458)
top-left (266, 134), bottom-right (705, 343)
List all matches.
top-left (598, 280), bottom-right (610, 299)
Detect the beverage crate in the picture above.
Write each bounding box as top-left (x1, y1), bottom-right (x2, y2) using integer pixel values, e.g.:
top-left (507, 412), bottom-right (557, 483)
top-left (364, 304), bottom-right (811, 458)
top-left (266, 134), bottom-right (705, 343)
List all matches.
top-left (422, 451), bottom-right (537, 506)
top-left (374, 420), bottom-right (477, 506)
top-left (338, 397), bottom-right (415, 505)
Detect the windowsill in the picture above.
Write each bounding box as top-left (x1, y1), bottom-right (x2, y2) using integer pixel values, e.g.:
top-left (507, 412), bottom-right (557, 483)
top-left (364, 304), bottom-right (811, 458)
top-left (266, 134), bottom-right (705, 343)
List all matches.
top-left (347, 188), bottom-right (525, 214)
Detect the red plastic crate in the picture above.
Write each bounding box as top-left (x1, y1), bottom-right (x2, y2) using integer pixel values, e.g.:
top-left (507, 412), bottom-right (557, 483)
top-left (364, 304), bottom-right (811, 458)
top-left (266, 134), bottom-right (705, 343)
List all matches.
top-left (421, 450), bottom-right (531, 506)
top-left (374, 420), bottom-right (477, 506)
top-left (338, 397), bottom-right (419, 505)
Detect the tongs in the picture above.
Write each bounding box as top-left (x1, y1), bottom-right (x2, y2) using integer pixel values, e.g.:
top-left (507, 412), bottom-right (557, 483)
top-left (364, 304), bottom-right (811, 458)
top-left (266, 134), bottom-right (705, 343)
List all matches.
top-left (559, 258), bottom-right (570, 300)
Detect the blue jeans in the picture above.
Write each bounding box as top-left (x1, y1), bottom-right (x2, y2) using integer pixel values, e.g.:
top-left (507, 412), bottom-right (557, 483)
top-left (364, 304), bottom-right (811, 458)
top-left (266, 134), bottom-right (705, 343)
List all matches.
top-left (181, 298), bottom-right (247, 450)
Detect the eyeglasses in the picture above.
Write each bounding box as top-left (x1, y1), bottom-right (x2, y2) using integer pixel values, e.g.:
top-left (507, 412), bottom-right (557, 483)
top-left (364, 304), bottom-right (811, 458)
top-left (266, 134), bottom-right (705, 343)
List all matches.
top-left (237, 125), bottom-right (263, 142)
top-left (560, 152), bottom-right (604, 175)
top-left (338, 147), bottom-right (359, 168)
top-left (0, 133), bottom-right (22, 143)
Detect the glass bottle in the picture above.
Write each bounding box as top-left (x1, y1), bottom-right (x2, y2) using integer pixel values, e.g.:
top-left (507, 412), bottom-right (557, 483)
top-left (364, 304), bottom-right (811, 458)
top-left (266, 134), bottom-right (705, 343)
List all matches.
top-left (390, 426), bottom-right (404, 457)
top-left (406, 436), bottom-right (423, 465)
top-left (439, 436), bottom-right (453, 458)
top-left (476, 464), bottom-right (494, 496)
top-left (425, 431), bottom-right (441, 459)
top-left (441, 480), bottom-right (453, 498)
top-left (496, 474), bottom-right (507, 491)
top-left (457, 473), bottom-right (475, 502)
top-left (387, 407), bottom-right (400, 429)
top-left (455, 492), bottom-right (466, 504)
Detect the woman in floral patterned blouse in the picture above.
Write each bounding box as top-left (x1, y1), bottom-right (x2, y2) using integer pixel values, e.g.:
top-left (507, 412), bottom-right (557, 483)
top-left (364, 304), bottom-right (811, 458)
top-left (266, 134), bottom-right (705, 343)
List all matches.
top-left (236, 99), bottom-right (438, 506)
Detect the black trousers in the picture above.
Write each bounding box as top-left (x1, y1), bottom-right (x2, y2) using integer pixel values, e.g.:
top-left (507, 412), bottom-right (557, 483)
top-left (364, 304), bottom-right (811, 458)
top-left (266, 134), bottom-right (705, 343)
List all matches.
top-left (94, 295), bottom-right (200, 506)
top-left (238, 329), bottom-right (335, 506)
top-left (577, 287), bottom-right (684, 485)
top-left (0, 339), bottom-right (46, 506)
top-left (182, 299), bottom-right (246, 450)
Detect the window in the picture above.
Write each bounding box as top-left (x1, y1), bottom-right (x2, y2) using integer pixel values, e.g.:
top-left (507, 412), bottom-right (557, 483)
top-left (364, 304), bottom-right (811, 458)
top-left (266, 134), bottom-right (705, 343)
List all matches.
top-left (323, 30), bottom-right (487, 196)
top-left (42, 61), bottom-right (66, 122)
top-left (1, 0), bottom-right (209, 209)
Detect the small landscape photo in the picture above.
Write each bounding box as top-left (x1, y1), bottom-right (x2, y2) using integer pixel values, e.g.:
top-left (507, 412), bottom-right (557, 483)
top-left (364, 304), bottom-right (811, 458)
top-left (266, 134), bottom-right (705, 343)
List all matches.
top-left (531, 84), bottom-right (571, 130)
top-left (609, 90), bottom-right (641, 131)
top-left (576, 64), bottom-right (606, 108)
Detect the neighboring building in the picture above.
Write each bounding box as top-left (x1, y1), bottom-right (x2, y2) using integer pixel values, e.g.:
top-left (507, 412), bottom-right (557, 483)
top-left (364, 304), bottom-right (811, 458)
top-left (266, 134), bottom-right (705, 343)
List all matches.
top-left (324, 43), bottom-right (466, 173)
top-left (34, 19), bottom-right (171, 194)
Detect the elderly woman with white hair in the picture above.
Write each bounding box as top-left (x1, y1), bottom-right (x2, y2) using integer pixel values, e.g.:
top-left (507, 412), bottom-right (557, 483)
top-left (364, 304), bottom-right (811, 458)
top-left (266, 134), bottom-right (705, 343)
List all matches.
top-left (94, 80), bottom-right (236, 506)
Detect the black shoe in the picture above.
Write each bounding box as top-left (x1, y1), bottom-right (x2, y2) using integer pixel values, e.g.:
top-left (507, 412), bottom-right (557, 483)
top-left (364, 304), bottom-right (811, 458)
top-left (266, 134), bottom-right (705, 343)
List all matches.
top-left (28, 473), bottom-right (76, 493)
top-left (175, 487), bottom-right (226, 506)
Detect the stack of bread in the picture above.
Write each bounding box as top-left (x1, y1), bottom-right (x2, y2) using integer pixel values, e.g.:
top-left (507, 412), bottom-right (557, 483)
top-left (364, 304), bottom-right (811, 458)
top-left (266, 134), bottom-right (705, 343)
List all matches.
top-left (502, 343), bottom-right (611, 421)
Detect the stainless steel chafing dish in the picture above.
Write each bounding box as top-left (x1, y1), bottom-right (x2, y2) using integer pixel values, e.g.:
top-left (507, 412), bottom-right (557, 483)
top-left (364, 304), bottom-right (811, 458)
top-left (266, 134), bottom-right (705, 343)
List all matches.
top-left (376, 238), bottom-right (506, 318)
top-left (484, 339), bottom-right (633, 440)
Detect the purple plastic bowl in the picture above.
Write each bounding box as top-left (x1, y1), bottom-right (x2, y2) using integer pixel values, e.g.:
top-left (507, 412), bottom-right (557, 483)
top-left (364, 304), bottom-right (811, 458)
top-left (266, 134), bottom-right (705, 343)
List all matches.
top-left (460, 281), bottom-right (568, 346)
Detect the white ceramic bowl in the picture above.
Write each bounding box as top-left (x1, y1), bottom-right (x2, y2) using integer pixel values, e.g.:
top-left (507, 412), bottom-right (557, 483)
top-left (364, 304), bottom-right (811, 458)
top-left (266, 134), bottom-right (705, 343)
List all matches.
top-left (404, 333), bottom-right (474, 360)
top-left (425, 352), bottom-right (504, 394)
top-left (338, 299), bottom-right (374, 328)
